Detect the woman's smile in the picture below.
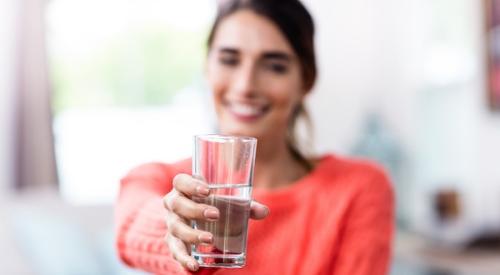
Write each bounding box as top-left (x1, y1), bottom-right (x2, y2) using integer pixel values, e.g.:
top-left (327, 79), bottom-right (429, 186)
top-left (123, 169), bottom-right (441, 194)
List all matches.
top-left (223, 100), bottom-right (271, 123)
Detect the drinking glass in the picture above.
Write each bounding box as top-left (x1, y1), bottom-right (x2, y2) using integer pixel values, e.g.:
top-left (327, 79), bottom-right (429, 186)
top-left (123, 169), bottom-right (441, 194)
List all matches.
top-left (191, 134), bottom-right (257, 268)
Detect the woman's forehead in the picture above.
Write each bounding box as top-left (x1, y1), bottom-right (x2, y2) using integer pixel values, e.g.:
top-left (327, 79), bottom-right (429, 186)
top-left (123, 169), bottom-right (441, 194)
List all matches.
top-left (211, 10), bottom-right (294, 55)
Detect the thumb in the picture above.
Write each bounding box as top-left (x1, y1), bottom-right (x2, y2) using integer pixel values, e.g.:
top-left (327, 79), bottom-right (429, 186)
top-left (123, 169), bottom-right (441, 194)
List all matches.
top-left (250, 200), bottom-right (269, 220)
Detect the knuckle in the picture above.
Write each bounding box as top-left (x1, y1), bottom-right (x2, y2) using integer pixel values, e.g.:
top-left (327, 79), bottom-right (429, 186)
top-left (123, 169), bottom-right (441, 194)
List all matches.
top-left (184, 232), bottom-right (199, 244)
top-left (170, 222), bottom-right (198, 244)
top-left (164, 234), bottom-right (175, 248)
top-left (165, 235), bottom-right (176, 252)
top-left (165, 217), bottom-right (175, 230)
top-left (185, 231), bottom-right (199, 244)
top-left (163, 194), bottom-right (171, 210)
top-left (177, 202), bottom-right (193, 218)
top-left (163, 192), bottom-right (177, 211)
top-left (178, 257), bottom-right (187, 267)
top-left (172, 174), bottom-right (185, 188)
top-left (182, 260), bottom-right (192, 269)
top-left (168, 222), bottom-right (180, 237)
top-left (180, 205), bottom-right (200, 220)
top-left (192, 205), bottom-right (206, 219)
top-left (171, 250), bottom-right (179, 261)
top-left (169, 197), bottom-right (181, 213)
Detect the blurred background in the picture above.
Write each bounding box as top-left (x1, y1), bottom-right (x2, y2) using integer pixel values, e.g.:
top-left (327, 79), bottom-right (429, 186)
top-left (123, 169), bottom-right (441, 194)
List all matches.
top-left (1, 0), bottom-right (500, 274)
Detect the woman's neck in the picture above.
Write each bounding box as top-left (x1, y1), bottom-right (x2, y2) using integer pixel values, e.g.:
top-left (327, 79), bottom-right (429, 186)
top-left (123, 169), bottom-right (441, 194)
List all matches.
top-left (253, 139), bottom-right (309, 189)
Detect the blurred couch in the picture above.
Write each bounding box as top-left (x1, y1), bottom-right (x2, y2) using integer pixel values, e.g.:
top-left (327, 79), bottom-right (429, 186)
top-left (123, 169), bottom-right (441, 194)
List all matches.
top-left (1, 188), bottom-right (145, 275)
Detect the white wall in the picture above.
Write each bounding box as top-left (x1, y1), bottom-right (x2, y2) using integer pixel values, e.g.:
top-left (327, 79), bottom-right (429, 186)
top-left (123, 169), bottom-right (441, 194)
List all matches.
top-left (460, 0), bottom-right (500, 231)
top-left (303, 0), bottom-right (500, 231)
top-left (0, 0), bottom-right (18, 194)
top-left (304, 0), bottom-right (425, 154)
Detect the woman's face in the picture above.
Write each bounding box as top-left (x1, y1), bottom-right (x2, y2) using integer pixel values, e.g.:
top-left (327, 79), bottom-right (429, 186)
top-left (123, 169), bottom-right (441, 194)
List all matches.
top-left (206, 10), bottom-right (305, 141)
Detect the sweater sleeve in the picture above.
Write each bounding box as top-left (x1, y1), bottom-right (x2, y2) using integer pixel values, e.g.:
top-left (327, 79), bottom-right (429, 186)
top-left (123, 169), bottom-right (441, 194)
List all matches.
top-left (331, 168), bottom-right (394, 275)
top-left (115, 163), bottom-right (190, 275)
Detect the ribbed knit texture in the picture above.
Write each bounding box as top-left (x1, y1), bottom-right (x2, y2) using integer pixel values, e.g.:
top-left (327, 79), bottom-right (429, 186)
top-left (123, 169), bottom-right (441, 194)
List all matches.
top-left (115, 154), bottom-right (394, 275)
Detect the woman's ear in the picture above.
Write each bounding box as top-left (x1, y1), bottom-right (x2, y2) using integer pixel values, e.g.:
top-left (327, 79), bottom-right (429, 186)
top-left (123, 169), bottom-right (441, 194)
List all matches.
top-left (300, 87), bottom-right (310, 100)
top-left (301, 79), bottom-right (313, 96)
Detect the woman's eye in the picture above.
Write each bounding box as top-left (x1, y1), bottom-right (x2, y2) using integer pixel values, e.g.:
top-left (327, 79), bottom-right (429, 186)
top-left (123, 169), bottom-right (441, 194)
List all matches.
top-left (265, 62), bottom-right (288, 74)
top-left (219, 56), bottom-right (239, 66)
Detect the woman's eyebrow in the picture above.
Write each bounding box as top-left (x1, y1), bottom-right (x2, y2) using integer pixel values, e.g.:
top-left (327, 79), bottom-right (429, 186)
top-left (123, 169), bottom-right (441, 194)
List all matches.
top-left (262, 51), bottom-right (292, 62)
top-left (216, 48), bottom-right (291, 62)
top-left (218, 47), bottom-right (239, 55)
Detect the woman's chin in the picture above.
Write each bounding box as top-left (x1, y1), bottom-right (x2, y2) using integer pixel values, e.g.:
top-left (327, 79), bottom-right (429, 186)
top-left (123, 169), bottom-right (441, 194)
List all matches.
top-left (219, 126), bottom-right (263, 139)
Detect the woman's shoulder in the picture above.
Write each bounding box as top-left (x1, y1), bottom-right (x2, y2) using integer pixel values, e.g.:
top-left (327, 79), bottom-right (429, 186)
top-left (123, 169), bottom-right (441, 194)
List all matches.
top-left (314, 153), bottom-right (392, 193)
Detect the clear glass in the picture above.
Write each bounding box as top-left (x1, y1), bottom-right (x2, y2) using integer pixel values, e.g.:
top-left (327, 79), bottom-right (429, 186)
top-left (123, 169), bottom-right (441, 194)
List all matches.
top-left (192, 134), bottom-right (257, 268)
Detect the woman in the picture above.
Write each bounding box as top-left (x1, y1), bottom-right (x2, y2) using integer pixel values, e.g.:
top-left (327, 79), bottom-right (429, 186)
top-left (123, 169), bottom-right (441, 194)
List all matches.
top-left (115, 0), bottom-right (394, 274)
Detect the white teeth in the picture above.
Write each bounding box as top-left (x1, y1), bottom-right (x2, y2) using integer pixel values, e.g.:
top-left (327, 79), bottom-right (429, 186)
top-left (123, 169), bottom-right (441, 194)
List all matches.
top-left (230, 103), bottom-right (264, 116)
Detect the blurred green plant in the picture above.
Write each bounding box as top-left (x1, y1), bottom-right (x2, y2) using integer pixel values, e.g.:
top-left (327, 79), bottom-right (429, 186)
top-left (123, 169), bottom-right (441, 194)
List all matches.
top-left (50, 26), bottom-right (207, 113)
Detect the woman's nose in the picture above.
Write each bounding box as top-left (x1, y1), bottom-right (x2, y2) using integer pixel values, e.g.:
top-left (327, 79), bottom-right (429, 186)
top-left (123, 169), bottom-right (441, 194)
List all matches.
top-left (231, 63), bottom-right (258, 98)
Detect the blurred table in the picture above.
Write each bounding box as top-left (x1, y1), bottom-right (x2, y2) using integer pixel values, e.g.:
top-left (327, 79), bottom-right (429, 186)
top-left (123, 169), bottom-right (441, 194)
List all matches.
top-left (395, 230), bottom-right (500, 275)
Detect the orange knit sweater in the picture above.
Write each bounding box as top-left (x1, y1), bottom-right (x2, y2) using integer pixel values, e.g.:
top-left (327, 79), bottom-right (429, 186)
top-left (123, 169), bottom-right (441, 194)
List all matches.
top-left (115, 154), bottom-right (394, 275)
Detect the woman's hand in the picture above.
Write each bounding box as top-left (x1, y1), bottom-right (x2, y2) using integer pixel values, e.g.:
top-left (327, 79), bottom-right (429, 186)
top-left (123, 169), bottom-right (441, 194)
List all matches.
top-left (163, 173), bottom-right (269, 272)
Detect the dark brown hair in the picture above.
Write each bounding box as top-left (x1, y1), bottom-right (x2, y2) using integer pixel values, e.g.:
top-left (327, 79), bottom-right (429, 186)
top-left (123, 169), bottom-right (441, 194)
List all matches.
top-left (207, 0), bottom-right (317, 170)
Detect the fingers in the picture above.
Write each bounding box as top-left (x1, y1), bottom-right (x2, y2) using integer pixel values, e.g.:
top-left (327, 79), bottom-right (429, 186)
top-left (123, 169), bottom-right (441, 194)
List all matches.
top-left (166, 212), bottom-right (214, 244)
top-left (165, 234), bottom-right (199, 272)
top-left (163, 174), bottom-right (219, 221)
top-left (164, 212), bottom-right (210, 272)
top-left (172, 173), bottom-right (210, 197)
top-left (250, 200), bottom-right (270, 220)
top-left (164, 194), bottom-right (220, 221)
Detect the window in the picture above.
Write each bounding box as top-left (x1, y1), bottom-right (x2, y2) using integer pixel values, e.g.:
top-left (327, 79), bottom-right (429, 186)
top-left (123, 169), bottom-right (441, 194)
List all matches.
top-left (47, 0), bottom-right (216, 204)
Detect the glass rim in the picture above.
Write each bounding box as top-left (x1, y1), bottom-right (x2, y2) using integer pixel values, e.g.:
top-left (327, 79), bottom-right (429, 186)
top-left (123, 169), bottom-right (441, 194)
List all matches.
top-left (194, 134), bottom-right (257, 143)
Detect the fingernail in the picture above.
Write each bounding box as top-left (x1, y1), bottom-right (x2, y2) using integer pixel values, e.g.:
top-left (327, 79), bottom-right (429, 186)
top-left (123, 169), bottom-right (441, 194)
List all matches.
top-left (196, 185), bottom-right (210, 196)
top-left (196, 182), bottom-right (210, 196)
top-left (204, 208), bottom-right (219, 220)
top-left (187, 261), bottom-right (197, 271)
top-left (199, 233), bottom-right (213, 243)
top-left (264, 206), bottom-right (270, 215)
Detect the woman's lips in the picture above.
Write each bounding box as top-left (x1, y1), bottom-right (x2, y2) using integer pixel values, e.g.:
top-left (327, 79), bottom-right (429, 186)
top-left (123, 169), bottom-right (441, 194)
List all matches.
top-left (226, 102), bottom-right (269, 122)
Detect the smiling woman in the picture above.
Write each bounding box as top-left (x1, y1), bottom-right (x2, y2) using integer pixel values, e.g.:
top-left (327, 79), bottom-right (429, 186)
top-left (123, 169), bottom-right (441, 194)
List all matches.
top-left (115, 1), bottom-right (394, 274)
